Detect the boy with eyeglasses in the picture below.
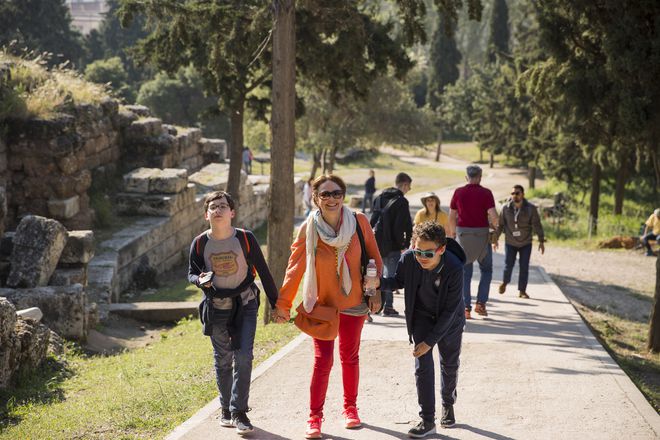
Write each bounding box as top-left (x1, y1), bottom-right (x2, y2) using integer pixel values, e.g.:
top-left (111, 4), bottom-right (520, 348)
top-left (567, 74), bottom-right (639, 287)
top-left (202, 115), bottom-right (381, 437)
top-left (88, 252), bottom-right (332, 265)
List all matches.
top-left (379, 221), bottom-right (466, 438)
top-left (188, 190), bottom-right (279, 436)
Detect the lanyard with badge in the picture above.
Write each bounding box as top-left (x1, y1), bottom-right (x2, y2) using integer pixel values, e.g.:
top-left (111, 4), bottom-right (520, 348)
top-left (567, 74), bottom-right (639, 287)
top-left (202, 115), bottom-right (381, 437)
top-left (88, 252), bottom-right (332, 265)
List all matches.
top-left (512, 206), bottom-right (522, 237)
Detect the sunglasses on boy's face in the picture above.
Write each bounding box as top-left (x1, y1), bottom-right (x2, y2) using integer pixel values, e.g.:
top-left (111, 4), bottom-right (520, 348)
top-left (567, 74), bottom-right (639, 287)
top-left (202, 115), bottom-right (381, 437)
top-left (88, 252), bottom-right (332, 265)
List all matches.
top-left (412, 247), bottom-right (442, 259)
top-left (317, 190), bottom-right (345, 200)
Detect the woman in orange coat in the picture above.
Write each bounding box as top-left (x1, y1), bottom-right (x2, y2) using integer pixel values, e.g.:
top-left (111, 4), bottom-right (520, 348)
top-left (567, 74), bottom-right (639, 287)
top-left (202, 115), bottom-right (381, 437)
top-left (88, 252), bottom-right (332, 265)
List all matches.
top-left (274, 174), bottom-right (383, 439)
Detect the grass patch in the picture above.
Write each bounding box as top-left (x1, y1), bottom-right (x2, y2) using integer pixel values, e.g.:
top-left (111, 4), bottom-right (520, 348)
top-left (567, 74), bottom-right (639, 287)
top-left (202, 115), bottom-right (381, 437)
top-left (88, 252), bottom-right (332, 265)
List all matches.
top-left (572, 304), bottom-right (660, 412)
top-left (0, 311), bottom-right (299, 439)
top-left (0, 51), bottom-right (109, 120)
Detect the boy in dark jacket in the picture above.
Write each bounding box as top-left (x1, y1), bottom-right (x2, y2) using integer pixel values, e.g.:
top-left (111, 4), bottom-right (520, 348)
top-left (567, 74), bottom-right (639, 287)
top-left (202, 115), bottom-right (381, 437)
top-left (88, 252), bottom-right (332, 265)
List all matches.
top-left (380, 221), bottom-right (466, 438)
top-left (188, 190), bottom-right (278, 436)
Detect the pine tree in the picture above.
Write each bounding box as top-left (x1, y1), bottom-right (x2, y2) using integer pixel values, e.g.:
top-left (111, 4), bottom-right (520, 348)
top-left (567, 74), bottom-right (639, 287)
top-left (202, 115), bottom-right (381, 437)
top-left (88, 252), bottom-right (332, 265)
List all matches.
top-left (487, 0), bottom-right (510, 63)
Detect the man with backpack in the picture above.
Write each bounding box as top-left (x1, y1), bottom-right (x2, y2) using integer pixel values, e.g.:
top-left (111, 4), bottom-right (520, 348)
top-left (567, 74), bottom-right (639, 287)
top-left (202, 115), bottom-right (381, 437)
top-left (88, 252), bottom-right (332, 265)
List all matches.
top-left (370, 172), bottom-right (413, 316)
top-left (188, 190), bottom-right (279, 436)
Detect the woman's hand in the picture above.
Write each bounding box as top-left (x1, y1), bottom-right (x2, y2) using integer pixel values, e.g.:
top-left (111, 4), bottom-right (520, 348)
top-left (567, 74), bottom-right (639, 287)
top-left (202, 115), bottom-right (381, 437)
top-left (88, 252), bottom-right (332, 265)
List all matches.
top-left (272, 307), bottom-right (290, 324)
top-left (368, 290), bottom-right (382, 314)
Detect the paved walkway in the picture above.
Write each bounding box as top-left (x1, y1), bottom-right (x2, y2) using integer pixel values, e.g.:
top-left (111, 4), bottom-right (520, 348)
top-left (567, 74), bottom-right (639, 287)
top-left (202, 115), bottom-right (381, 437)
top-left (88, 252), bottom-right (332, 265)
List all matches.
top-left (166, 254), bottom-right (660, 439)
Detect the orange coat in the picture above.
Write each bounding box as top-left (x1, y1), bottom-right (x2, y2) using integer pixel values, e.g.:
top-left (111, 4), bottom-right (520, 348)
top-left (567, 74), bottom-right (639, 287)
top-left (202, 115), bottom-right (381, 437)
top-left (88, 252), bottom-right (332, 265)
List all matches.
top-left (277, 212), bottom-right (383, 312)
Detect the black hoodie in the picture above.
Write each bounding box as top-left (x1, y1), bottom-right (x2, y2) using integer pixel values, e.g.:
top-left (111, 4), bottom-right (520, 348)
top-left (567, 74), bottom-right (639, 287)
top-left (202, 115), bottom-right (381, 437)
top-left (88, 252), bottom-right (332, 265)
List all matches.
top-left (381, 238), bottom-right (466, 346)
top-left (370, 187), bottom-right (413, 255)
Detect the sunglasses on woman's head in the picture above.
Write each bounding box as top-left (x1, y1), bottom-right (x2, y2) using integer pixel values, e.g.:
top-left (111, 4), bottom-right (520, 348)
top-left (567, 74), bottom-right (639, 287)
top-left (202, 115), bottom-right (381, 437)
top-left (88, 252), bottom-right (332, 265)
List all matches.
top-left (412, 247), bottom-right (441, 259)
top-left (318, 190), bottom-right (345, 200)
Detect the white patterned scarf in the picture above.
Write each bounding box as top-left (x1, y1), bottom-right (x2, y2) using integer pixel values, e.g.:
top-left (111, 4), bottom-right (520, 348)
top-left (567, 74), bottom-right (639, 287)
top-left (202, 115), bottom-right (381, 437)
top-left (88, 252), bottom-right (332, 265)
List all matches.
top-left (302, 207), bottom-right (356, 313)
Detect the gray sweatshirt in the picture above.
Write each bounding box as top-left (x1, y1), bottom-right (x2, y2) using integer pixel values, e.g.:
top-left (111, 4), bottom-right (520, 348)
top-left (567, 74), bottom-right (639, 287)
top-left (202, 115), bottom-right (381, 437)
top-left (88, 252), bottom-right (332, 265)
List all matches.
top-left (496, 199), bottom-right (545, 247)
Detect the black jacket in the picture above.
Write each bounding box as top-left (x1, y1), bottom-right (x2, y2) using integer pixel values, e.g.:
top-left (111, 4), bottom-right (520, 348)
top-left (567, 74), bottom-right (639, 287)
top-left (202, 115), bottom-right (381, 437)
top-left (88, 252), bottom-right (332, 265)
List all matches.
top-left (188, 229), bottom-right (278, 348)
top-left (370, 187), bottom-right (413, 254)
top-left (381, 238), bottom-right (466, 346)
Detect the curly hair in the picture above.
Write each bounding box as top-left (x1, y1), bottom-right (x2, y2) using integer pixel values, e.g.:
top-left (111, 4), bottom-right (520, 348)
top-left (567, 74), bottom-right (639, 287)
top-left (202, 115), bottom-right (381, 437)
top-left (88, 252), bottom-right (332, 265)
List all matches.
top-left (412, 221), bottom-right (447, 247)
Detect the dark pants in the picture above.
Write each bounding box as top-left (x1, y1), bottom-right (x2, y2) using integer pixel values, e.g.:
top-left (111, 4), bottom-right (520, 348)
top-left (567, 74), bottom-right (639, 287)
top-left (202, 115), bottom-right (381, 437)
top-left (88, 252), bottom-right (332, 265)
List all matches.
top-left (361, 192), bottom-right (374, 213)
top-left (382, 251), bottom-right (401, 309)
top-left (642, 233), bottom-right (658, 254)
top-left (412, 313), bottom-right (463, 423)
top-left (503, 243), bottom-right (532, 292)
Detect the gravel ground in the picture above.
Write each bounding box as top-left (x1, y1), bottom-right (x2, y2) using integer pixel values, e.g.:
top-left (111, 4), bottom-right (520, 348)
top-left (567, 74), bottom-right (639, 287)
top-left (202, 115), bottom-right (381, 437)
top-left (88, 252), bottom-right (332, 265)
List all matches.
top-left (531, 245), bottom-right (657, 322)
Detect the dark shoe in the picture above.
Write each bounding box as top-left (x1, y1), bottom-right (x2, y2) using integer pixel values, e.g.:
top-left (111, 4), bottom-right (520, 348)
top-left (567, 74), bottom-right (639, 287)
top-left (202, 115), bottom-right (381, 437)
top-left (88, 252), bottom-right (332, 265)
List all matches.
top-left (383, 307), bottom-right (399, 316)
top-left (498, 283), bottom-right (507, 294)
top-left (646, 251), bottom-right (655, 257)
top-left (408, 419), bottom-right (436, 438)
top-left (465, 308), bottom-right (472, 320)
top-left (220, 408), bottom-right (233, 427)
top-left (232, 411), bottom-right (254, 436)
top-left (440, 405), bottom-right (455, 428)
top-left (519, 291), bottom-right (530, 299)
top-left (366, 313), bottom-right (373, 323)
top-left (474, 302), bottom-right (488, 316)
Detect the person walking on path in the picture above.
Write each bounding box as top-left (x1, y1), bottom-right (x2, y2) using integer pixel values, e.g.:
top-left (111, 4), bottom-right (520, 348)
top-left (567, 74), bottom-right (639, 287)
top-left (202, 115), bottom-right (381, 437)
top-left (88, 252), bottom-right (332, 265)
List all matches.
top-left (380, 222), bottom-right (465, 438)
top-left (448, 165), bottom-right (498, 319)
top-left (495, 185), bottom-right (545, 299)
top-left (187, 190), bottom-right (279, 436)
top-left (370, 172), bottom-right (413, 316)
top-left (641, 208), bottom-right (660, 256)
top-left (414, 192), bottom-right (448, 229)
top-left (273, 175), bottom-right (383, 439)
top-left (242, 146), bottom-right (252, 174)
top-left (362, 169), bottom-right (376, 213)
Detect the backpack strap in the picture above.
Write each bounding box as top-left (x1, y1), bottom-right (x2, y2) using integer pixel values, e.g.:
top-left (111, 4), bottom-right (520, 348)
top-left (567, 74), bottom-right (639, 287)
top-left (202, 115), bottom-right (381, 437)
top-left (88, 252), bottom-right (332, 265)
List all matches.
top-left (236, 228), bottom-right (256, 277)
top-left (194, 231), bottom-right (210, 260)
top-left (353, 212), bottom-right (368, 278)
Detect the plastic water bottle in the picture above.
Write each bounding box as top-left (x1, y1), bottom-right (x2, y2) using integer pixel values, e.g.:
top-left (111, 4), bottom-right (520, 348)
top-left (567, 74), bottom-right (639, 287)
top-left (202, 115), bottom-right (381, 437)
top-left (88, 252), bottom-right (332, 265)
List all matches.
top-left (365, 259), bottom-right (378, 296)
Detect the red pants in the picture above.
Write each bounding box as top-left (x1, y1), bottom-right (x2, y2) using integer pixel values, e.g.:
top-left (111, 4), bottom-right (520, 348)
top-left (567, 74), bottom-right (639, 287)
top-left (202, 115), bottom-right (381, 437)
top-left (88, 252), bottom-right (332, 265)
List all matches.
top-left (310, 313), bottom-right (366, 417)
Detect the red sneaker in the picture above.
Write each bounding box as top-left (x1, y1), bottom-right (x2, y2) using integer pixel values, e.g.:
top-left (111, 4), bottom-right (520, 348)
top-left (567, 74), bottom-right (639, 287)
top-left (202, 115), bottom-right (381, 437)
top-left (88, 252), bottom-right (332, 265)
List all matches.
top-left (343, 406), bottom-right (362, 429)
top-left (305, 415), bottom-right (323, 439)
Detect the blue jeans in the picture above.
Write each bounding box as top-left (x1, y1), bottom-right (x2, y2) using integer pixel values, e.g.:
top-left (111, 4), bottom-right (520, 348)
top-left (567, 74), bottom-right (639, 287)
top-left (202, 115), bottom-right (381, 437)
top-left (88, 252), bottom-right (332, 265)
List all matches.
top-left (382, 251), bottom-right (401, 309)
top-left (413, 313), bottom-right (463, 422)
top-left (210, 298), bottom-right (258, 413)
top-left (503, 243), bottom-right (532, 292)
top-left (463, 245), bottom-right (492, 310)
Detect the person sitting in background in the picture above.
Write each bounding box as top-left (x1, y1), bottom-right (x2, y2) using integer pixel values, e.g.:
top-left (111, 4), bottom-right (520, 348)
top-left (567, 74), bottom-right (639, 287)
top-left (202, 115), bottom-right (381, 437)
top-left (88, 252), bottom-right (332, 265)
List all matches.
top-left (414, 192), bottom-right (448, 229)
top-left (641, 208), bottom-right (660, 256)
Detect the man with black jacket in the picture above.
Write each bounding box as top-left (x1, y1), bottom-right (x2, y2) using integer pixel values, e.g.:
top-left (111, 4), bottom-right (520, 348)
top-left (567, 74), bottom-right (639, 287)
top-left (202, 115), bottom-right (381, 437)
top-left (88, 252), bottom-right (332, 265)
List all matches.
top-left (380, 222), bottom-right (466, 438)
top-left (370, 172), bottom-right (413, 316)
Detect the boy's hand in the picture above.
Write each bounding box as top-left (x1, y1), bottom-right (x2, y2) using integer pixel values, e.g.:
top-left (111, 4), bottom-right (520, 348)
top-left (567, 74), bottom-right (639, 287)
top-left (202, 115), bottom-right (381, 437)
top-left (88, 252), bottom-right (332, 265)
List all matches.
top-left (198, 272), bottom-right (213, 288)
top-left (272, 307), bottom-right (290, 324)
top-left (413, 342), bottom-right (431, 358)
top-left (367, 291), bottom-right (382, 314)
top-left (363, 277), bottom-right (380, 291)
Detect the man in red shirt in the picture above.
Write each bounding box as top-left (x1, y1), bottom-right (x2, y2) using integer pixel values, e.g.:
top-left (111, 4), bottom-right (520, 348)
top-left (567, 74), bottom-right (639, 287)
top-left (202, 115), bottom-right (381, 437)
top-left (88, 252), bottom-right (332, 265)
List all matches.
top-left (448, 165), bottom-right (498, 319)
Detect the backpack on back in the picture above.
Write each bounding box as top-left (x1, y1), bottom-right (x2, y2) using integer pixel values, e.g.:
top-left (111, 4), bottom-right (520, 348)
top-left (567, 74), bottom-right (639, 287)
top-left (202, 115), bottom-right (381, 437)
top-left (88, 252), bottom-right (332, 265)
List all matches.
top-left (371, 195), bottom-right (399, 256)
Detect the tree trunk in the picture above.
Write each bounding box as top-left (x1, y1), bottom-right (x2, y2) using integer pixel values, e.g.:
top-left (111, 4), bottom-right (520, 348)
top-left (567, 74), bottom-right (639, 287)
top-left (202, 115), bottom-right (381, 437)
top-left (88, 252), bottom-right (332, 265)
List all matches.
top-left (435, 129), bottom-right (443, 162)
top-left (321, 148), bottom-right (328, 175)
top-left (327, 143), bottom-right (338, 174)
top-left (489, 152), bottom-right (494, 168)
top-left (267, 0), bottom-right (296, 325)
top-left (479, 148), bottom-right (483, 162)
top-left (588, 161), bottom-right (601, 236)
top-left (228, 98), bottom-right (245, 222)
top-left (614, 157), bottom-right (628, 215)
top-left (310, 148), bottom-right (321, 179)
top-left (648, 254), bottom-right (660, 352)
top-left (528, 166), bottom-right (536, 189)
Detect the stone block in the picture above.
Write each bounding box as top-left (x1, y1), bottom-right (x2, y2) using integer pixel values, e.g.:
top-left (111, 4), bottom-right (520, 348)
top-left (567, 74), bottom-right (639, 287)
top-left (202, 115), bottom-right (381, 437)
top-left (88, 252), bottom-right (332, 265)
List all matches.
top-left (59, 230), bottom-right (95, 264)
top-left (0, 297), bottom-right (16, 342)
top-left (7, 216), bottom-right (68, 288)
top-left (123, 167), bottom-right (159, 193)
top-left (162, 124), bottom-right (178, 136)
top-left (0, 232), bottom-right (13, 257)
top-left (1, 284), bottom-right (87, 340)
top-left (47, 196), bottom-right (80, 220)
top-left (115, 184), bottom-right (196, 217)
top-left (188, 163), bottom-right (231, 192)
top-left (87, 251), bottom-right (118, 303)
top-left (124, 105), bottom-right (151, 117)
top-left (149, 168), bottom-right (188, 194)
top-left (180, 156), bottom-right (203, 172)
top-left (0, 186), bottom-right (5, 237)
top-left (16, 307), bottom-right (43, 322)
top-left (126, 118), bottom-right (163, 140)
top-left (49, 266), bottom-right (87, 287)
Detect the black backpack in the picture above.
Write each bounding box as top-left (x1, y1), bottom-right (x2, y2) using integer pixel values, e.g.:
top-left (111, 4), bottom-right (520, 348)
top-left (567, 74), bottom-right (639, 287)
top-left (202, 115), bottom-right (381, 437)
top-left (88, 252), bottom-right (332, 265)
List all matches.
top-left (371, 195), bottom-right (399, 256)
